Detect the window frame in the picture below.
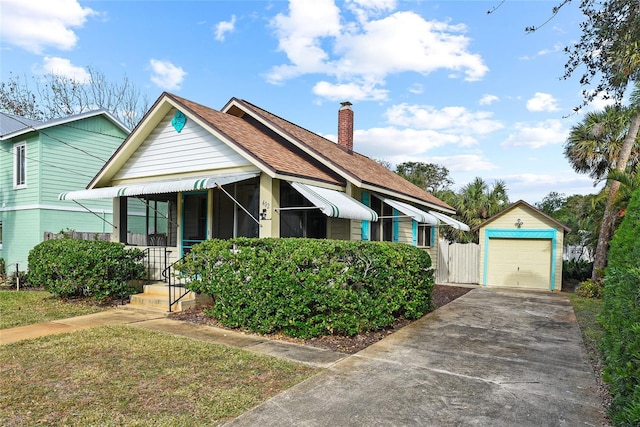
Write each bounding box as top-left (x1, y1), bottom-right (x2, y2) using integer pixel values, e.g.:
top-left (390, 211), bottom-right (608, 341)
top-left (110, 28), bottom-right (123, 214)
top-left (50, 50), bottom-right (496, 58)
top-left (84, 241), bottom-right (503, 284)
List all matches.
top-left (13, 142), bottom-right (27, 189)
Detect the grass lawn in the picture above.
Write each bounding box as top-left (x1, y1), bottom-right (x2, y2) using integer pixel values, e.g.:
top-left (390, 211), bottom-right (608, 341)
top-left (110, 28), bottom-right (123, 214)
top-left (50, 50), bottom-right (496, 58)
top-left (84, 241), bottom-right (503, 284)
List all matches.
top-left (0, 325), bottom-right (318, 426)
top-left (567, 293), bottom-right (605, 364)
top-left (0, 290), bottom-right (108, 329)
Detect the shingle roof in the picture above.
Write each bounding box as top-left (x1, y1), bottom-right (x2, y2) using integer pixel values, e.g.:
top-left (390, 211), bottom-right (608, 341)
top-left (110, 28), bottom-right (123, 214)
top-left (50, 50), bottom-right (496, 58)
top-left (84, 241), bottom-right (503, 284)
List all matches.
top-left (105, 92), bottom-right (453, 212)
top-left (166, 94), bottom-right (343, 186)
top-left (230, 99), bottom-right (453, 211)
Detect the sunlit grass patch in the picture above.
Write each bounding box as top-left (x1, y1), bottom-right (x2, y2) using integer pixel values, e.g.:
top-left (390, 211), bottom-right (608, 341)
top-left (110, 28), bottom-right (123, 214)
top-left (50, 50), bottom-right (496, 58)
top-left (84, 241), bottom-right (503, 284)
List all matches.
top-left (0, 325), bottom-right (318, 426)
top-left (0, 290), bottom-right (108, 329)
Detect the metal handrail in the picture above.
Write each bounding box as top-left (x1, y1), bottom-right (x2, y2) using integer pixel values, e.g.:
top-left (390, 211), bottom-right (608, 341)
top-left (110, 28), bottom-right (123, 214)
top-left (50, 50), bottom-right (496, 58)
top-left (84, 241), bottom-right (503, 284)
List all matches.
top-left (163, 253), bottom-right (193, 312)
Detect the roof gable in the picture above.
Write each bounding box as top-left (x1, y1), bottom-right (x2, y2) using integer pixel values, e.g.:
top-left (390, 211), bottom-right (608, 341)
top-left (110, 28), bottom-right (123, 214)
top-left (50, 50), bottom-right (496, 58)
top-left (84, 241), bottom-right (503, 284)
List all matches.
top-left (89, 93), bottom-right (343, 188)
top-left (474, 200), bottom-right (571, 232)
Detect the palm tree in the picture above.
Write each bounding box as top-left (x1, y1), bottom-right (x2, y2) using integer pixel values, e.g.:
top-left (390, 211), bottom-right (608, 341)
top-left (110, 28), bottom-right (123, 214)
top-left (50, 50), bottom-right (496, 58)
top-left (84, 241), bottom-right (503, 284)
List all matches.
top-left (450, 177), bottom-right (509, 243)
top-left (564, 92), bottom-right (640, 280)
top-left (564, 106), bottom-right (638, 181)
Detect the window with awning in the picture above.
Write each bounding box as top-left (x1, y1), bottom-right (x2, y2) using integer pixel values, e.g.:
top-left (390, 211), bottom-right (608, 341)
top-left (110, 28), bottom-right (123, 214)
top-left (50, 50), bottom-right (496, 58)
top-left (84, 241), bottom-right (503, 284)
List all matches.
top-left (281, 182), bottom-right (378, 221)
top-left (58, 171), bottom-right (260, 200)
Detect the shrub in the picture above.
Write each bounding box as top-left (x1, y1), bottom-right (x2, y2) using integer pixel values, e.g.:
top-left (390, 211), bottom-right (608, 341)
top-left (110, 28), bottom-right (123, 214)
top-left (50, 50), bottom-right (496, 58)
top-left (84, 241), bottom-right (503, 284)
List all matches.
top-left (28, 239), bottom-right (146, 300)
top-left (600, 186), bottom-right (640, 426)
top-left (563, 259), bottom-right (593, 282)
top-left (176, 238), bottom-right (434, 338)
top-left (0, 258), bottom-right (5, 278)
top-left (575, 278), bottom-right (605, 299)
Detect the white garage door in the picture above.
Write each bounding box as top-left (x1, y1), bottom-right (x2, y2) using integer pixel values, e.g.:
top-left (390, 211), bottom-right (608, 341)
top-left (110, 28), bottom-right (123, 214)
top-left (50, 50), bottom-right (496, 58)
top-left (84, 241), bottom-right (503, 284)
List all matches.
top-left (486, 238), bottom-right (552, 290)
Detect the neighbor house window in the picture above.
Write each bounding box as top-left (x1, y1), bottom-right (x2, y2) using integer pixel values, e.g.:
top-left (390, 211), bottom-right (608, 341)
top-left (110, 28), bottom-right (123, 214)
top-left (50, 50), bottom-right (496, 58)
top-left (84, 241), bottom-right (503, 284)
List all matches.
top-left (14, 143), bottom-right (26, 188)
top-left (0, 221), bottom-right (3, 250)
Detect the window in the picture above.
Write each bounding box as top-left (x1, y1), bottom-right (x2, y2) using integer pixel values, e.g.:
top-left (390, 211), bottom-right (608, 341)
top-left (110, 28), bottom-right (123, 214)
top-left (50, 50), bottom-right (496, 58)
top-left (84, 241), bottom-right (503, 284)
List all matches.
top-left (369, 197), bottom-right (394, 242)
top-left (417, 225), bottom-right (432, 247)
top-left (279, 182), bottom-right (326, 238)
top-left (14, 143), bottom-right (26, 188)
top-left (120, 194), bottom-right (178, 246)
top-left (0, 221), bottom-right (3, 250)
top-left (212, 180), bottom-right (260, 239)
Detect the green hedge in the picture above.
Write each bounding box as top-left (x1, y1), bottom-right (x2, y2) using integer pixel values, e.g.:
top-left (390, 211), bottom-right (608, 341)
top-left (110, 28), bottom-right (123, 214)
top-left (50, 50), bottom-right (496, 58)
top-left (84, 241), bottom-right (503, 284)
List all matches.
top-left (28, 239), bottom-right (146, 300)
top-left (176, 238), bottom-right (434, 338)
top-left (601, 186), bottom-right (640, 426)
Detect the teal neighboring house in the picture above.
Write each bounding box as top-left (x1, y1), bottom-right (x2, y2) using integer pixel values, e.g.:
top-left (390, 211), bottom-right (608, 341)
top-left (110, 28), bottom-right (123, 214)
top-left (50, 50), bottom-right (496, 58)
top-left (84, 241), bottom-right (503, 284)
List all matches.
top-left (0, 111), bottom-right (129, 272)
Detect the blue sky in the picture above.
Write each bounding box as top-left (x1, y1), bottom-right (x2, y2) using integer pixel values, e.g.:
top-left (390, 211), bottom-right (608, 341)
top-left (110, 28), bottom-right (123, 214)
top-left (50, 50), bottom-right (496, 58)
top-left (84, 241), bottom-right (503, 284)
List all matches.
top-left (0, 0), bottom-right (619, 203)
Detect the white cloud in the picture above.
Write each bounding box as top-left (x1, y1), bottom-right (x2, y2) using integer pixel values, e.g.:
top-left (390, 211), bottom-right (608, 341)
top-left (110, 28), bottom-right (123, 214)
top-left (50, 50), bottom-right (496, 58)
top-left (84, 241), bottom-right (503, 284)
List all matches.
top-left (267, 1), bottom-right (488, 99)
top-left (384, 103), bottom-right (503, 136)
top-left (408, 83), bottom-right (424, 94)
top-left (422, 154), bottom-right (498, 172)
top-left (0, 0), bottom-right (97, 54)
top-left (313, 80), bottom-right (388, 101)
top-left (348, 127), bottom-right (478, 162)
top-left (346, 0), bottom-right (397, 23)
top-left (268, 0), bottom-right (341, 83)
top-left (526, 92), bottom-right (560, 112)
top-left (149, 59), bottom-right (187, 90)
top-left (479, 94), bottom-right (499, 106)
top-left (501, 119), bottom-right (568, 149)
top-left (214, 15), bottom-right (236, 41)
top-left (503, 172), bottom-right (599, 203)
top-left (36, 57), bottom-right (91, 83)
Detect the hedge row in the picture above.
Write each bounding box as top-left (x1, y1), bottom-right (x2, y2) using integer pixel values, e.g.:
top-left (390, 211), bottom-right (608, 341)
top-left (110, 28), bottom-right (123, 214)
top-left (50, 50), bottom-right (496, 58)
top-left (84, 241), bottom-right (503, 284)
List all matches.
top-left (176, 238), bottom-right (434, 338)
top-left (601, 186), bottom-right (640, 426)
top-left (28, 239), bottom-right (146, 300)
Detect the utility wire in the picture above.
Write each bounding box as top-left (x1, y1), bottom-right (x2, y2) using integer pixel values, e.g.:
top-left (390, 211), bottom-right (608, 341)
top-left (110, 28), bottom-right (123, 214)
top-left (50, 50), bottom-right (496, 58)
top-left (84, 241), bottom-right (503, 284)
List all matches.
top-left (0, 145), bottom-right (96, 179)
top-left (2, 113), bottom-right (126, 163)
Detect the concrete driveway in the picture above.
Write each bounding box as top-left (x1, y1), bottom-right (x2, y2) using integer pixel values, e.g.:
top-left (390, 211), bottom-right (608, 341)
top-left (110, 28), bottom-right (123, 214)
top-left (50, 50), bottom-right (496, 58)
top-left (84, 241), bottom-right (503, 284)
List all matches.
top-left (226, 288), bottom-right (606, 426)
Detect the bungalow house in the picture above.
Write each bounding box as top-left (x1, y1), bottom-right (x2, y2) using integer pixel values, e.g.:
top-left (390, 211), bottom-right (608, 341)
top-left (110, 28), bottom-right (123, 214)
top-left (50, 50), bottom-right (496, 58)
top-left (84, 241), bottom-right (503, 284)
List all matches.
top-left (0, 111), bottom-right (129, 272)
top-left (59, 93), bottom-right (468, 308)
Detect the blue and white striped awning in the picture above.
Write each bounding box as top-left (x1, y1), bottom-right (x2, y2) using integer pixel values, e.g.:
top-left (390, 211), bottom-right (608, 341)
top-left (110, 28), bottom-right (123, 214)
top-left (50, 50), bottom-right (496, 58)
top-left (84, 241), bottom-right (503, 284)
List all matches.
top-left (59, 171), bottom-right (259, 200)
top-left (289, 182), bottom-right (378, 221)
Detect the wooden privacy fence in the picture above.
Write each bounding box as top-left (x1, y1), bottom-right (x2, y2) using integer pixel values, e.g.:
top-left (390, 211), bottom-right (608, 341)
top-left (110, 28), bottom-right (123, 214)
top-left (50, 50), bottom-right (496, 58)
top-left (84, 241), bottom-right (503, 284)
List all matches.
top-left (436, 238), bottom-right (480, 285)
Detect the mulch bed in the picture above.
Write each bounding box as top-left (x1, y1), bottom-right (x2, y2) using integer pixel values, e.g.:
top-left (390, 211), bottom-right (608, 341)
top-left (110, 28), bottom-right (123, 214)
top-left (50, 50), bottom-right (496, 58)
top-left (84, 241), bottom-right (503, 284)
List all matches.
top-left (170, 284), bottom-right (472, 354)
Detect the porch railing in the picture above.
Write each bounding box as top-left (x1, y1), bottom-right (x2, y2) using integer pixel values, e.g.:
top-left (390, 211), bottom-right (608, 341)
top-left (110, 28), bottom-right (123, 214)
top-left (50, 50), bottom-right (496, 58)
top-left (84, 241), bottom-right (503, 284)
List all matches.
top-left (141, 247), bottom-right (172, 282)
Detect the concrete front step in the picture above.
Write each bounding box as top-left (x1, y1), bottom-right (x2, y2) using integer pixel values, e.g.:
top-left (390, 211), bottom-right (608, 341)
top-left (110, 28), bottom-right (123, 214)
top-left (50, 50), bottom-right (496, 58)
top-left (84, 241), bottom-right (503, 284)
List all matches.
top-left (129, 283), bottom-right (195, 313)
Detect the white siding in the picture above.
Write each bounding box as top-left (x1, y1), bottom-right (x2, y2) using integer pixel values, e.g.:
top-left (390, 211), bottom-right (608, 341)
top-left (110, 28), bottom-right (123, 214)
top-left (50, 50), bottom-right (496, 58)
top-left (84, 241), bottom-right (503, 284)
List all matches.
top-left (115, 108), bottom-right (251, 180)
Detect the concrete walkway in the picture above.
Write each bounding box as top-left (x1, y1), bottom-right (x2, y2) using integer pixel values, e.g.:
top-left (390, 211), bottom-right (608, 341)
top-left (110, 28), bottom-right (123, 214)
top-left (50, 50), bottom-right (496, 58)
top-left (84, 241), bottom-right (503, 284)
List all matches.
top-left (226, 288), bottom-right (607, 426)
top-left (1, 288), bottom-right (606, 425)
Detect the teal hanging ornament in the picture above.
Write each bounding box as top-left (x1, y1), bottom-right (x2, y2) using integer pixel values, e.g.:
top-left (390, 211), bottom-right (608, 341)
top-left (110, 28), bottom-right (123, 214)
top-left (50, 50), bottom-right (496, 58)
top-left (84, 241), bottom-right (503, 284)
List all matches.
top-left (171, 111), bottom-right (187, 133)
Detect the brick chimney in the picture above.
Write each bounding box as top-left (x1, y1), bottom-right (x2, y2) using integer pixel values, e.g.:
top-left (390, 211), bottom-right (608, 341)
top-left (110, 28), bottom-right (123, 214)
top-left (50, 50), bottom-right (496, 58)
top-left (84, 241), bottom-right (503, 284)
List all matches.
top-left (338, 101), bottom-right (353, 153)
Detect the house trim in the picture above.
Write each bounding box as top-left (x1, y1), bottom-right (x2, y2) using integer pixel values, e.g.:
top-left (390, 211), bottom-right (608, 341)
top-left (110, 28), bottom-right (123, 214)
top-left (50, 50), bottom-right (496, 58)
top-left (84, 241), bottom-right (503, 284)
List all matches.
top-left (482, 228), bottom-right (558, 291)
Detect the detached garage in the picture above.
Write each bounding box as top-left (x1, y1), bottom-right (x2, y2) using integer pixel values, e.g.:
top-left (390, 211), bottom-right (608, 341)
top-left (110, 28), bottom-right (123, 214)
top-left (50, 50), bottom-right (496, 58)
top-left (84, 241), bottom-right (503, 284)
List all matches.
top-left (475, 200), bottom-right (570, 291)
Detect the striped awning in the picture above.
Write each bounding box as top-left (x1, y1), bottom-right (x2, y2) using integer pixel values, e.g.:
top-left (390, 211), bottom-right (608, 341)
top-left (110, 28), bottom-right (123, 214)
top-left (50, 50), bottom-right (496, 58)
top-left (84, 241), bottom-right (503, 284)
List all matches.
top-left (379, 197), bottom-right (439, 225)
top-left (289, 182), bottom-right (378, 221)
top-left (428, 210), bottom-right (471, 231)
top-left (59, 171), bottom-right (259, 200)
top-left (379, 197), bottom-right (470, 231)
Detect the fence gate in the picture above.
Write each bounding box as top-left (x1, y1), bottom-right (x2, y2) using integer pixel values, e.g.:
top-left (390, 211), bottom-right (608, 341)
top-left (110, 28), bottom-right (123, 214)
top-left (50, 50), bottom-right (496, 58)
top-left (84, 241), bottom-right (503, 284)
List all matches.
top-left (437, 239), bottom-right (479, 284)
